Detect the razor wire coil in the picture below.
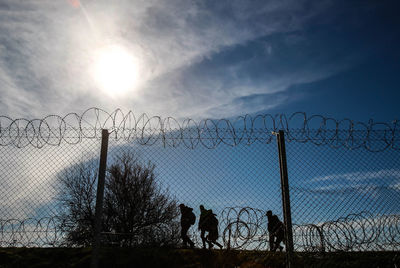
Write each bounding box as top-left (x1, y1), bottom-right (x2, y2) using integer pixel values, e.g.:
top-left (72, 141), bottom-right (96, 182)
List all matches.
top-left (0, 108), bottom-right (399, 151)
top-left (2, 210), bottom-right (400, 250)
top-left (219, 209), bottom-right (400, 251)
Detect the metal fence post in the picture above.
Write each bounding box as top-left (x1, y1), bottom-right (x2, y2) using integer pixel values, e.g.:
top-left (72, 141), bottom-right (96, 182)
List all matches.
top-left (276, 130), bottom-right (294, 268)
top-left (91, 129), bottom-right (109, 268)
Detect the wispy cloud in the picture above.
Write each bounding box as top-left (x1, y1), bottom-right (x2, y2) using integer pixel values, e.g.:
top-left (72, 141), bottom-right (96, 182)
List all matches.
top-left (0, 140), bottom-right (99, 219)
top-left (304, 169), bottom-right (400, 206)
top-left (0, 0), bottom-right (361, 119)
top-left (311, 169), bottom-right (400, 183)
top-left (390, 182), bottom-right (400, 191)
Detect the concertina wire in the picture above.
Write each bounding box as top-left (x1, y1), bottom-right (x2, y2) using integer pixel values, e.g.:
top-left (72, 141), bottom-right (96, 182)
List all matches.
top-left (0, 107), bottom-right (399, 152)
top-left (1, 209), bottom-right (399, 251)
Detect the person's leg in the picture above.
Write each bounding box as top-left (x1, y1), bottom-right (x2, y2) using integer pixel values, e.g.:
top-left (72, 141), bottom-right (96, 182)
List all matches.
top-left (269, 234), bottom-right (276, 251)
top-left (189, 240), bottom-right (194, 248)
top-left (200, 229), bottom-right (206, 249)
top-left (275, 231), bottom-right (284, 252)
top-left (207, 240), bottom-right (213, 249)
top-left (208, 229), bottom-right (222, 249)
top-left (214, 240), bottom-right (223, 249)
top-left (206, 230), bottom-right (212, 249)
top-left (181, 225), bottom-right (188, 247)
top-left (186, 226), bottom-right (195, 248)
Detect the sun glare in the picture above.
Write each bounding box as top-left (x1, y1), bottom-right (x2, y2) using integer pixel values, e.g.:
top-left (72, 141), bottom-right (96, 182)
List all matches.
top-left (92, 45), bottom-right (138, 97)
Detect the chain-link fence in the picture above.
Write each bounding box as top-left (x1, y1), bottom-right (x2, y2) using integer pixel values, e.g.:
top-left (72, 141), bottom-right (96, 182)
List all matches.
top-left (0, 109), bottom-right (399, 259)
top-left (287, 129), bottom-right (400, 253)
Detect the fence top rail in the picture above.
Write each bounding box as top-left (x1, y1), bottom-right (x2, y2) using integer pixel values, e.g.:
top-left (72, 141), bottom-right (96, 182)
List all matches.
top-left (0, 107), bottom-right (399, 151)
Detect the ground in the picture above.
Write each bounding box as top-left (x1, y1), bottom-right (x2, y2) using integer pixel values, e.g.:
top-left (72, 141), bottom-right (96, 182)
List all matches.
top-left (0, 248), bottom-right (398, 267)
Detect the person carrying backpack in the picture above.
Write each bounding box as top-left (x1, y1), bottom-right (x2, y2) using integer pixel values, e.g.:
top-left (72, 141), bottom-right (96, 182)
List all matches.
top-left (266, 210), bottom-right (285, 252)
top-left (206, 215), bottom-right (223, 250)
top-left (198, 205), bottom-right (223, 249)
top-left (179, 203), bottom-right (195, 248)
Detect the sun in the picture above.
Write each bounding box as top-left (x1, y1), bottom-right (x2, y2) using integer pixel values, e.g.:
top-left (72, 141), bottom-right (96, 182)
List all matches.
top-left (91, 45), bottom-right (139, 97)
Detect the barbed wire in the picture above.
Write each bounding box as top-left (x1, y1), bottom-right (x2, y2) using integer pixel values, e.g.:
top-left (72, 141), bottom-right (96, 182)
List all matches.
top-left (293, 211), bottom-right (400, 252)
top-left (220, 207), bottom-right (269, 250)
top-left (2, 211), bottom-right (400, 250)
top-left (0, 217), bottom-right (66, 247)
top-left (218, 208), bottom-right (400, 251)
top-left (0, 107), bottom-right (399, 151)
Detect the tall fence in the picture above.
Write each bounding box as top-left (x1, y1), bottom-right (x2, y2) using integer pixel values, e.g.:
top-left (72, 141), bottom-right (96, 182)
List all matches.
top-left (0, 108), bottom-right (399, 254)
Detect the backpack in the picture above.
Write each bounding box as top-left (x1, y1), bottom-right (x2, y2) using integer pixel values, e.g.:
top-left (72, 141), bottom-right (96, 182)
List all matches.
top-left (203, 211), bottom-right (218, 231)
top-left (188, 210), bottom-right (196, 225)
top-left (208, 213), bottom-right (218, 229)
top-left (270, 215), bottom-right (284, 233)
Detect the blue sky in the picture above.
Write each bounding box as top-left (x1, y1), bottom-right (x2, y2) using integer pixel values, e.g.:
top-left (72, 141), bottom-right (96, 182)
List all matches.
top-left (0, 0), bottom-right (398, 121)
top-left (0, 0), bottom-right (400, 249)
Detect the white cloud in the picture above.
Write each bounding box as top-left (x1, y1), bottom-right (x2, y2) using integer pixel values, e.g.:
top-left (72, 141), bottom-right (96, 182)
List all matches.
top-left (311, 169), bottom-right (400, 182)
top-left (0, 140), bottom-right (100, 219)
top-left (0, 0), bottom-right (342, 119)
top-left (390, 182), bottom-right (400, 191)
top-left (306, 169), bottom-right (400, 203)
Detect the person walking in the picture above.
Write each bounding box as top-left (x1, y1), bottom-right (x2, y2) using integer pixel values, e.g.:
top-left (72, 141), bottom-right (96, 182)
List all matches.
top-left (179, 203), bottom-right (195, 248)
top-left (266, 210), bottom-right (285, 252)
top-left (198, 205), bottom-right (222, 249)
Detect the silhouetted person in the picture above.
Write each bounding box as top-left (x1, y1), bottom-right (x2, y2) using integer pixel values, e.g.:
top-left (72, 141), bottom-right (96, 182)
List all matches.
top-left (198, 205), bottom-right (223, 249)
top-left (179, 204), bottom-right (195, 248)
top-left (266, 210), bottom-right (285, 252)
top-left (206, 220), bottom-right (223, 250)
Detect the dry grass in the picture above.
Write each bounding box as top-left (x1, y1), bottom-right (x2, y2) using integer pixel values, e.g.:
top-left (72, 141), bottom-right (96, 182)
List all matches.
top-left (0, 248), bottom-right (398, 268)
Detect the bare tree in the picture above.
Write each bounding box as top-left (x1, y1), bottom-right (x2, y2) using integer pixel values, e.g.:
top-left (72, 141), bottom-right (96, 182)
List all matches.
top-left (57, 161), bottom-right (98, 246)
top-left (57, 153), bottom-right (179, 247)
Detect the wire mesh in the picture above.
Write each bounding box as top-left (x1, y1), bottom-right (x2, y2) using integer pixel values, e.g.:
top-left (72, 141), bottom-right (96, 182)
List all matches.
top-left (287, 129), bottom-right (400, 252)
top-left (0, 138), bottom-right (101, 246)
top-left (0, 109), bottom-right (399, 256)
top-left (0, 128), bottom-right (281, 249)
top-left (103, 134), bottom-right (280, 249)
